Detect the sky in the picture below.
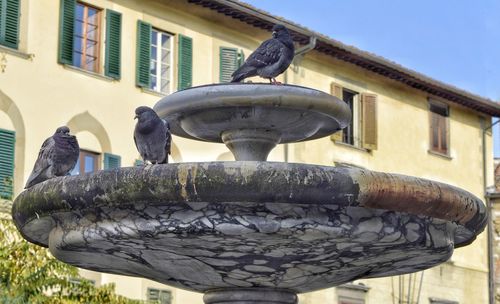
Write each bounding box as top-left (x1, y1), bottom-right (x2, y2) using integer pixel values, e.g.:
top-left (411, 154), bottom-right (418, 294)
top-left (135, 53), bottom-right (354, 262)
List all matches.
top-left (242, 0), bottom-right (500, 155)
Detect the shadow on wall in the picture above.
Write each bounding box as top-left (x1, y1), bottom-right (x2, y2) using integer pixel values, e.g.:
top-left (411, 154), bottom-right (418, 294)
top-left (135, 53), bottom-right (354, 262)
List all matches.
top-left (0, 90), bottom-right (25, 196)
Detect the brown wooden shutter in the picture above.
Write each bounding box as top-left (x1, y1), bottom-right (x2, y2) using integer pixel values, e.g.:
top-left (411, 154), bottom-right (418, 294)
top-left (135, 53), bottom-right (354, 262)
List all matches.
top-left (361, 93), bottom-right (377, 150)
top-left (330, 82), bottom-right (343, 142)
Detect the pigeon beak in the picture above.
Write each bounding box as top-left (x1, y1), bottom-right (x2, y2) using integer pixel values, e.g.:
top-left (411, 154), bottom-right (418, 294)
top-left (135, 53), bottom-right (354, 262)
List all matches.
top-left (134, 115), bottom-right (139, 120)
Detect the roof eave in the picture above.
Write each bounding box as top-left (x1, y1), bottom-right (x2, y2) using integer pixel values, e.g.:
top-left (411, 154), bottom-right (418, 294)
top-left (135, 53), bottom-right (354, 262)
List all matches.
top-left (186, 0), bottom-right (500, 117)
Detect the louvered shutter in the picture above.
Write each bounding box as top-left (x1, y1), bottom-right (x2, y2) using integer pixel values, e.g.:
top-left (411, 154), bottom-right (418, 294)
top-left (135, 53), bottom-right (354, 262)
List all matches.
top-left (103, 153), bottom-right (121, 170)
top-left (177, 34), bottom-right (192, 90)
top-left (219, 47), bottom-right (238, 83)
top-left (58, 0), bottom-right (76, 64)
top-left (136, 20), bottom-right (151, 87)
top-left (105, 9), bottom-right (122, 79)
top-left (0, 129), bottom-right (15, 200)
top-left (238, 50), bottom-right (245, 67)
top-left (0, 0), bottom-right (20, 49)
top-left (361, 93), bottom-right (378, 150)
top-left (330, 82), bottom-right (344, 142)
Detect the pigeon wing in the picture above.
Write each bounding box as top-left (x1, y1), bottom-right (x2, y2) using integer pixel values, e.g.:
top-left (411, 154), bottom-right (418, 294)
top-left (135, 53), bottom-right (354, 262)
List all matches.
top-left (25, 137), bottom-right (56, 188)
top-left (163, 120), bottom-right (171, 155)
top-left (245, 39), bottom-right (283, 69)
top-left (231, 39), bottom-right (283, 82)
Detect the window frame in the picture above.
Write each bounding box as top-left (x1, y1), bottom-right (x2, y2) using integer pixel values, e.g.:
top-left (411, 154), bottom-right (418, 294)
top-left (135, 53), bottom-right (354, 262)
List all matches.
top-left (147, 288), bottom-right (172, 304)
top-left (71, 149), bottom-right (100, 176)
top-left (149, 27), bottom-right (174, 95)
top-left (341, 87), bottom-right (361, 147)
top-left (73, 1), bottom-right (103, 73)
top-left (428, 99), bottom-right (450, 156)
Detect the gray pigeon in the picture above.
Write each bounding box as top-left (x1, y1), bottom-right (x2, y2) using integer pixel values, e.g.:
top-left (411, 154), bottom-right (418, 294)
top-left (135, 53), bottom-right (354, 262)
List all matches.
top-left (231, 24), bottom-right (294, 84)
top-left (134, 106), bottom-right (171, 164)
top-left (25, 126), bottom-right (80, 188)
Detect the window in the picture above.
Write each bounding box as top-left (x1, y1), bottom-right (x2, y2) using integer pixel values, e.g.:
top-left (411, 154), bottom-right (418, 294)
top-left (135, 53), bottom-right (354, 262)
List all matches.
top-left (330, 82), bottom-right (378, 150)
top-left (341, 88), bottom-right (360, 146)
top-left (147, 288), bottom-right (172, 304)
top-left (58, 0), bottom-right (122, 79)
top-left (150, 29), bottom-right (173, 94)
top-left (73, 2), bottom-right (101, 72)
top-left (136, 22), bottom-right (192, 92)
top-left (337, 283), bottom-right (369, 304)
top-left (0, 128), bottom-right (15, 200)
top-left (0, 0), bottom-right (20, 49)
top-left (70, 150), bottom-right (99, 175)
top-left (429, 100), bottom-right (449, 155)
top-left (219, 47), bottom-right (244, 83)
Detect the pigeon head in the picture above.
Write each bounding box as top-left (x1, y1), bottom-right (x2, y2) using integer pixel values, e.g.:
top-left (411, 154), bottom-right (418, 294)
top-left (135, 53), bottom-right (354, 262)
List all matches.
top-left (55, 126), bottom-right (70, 135)
top-left (134, 106), bottom-right (161, 131)
top-left (272, 24), bottom-right (290, 40)
top-left (135, 106), bottom-right (158, 120)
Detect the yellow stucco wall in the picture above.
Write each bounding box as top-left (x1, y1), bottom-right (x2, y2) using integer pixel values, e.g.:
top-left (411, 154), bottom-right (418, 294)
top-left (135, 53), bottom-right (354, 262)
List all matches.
top-left (0, 0), bottom-right (493, 303)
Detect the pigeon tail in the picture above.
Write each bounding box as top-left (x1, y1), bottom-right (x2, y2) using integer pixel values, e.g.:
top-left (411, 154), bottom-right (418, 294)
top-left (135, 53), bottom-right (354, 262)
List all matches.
top-left (231, 65), bottom-right (257, 83)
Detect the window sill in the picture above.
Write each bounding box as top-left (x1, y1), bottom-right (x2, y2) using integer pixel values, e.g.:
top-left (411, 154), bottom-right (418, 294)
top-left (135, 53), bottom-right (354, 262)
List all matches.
top-left (428, 149), bottom-right (452, 160)
top-left (0, 45), bottom-right (34, 60)
top-left (334, 140), bottom-right (370, 153)
top-left (141, 87), bottom-right (168, 97)
top-left (63, 64), bottom-right (116, 82)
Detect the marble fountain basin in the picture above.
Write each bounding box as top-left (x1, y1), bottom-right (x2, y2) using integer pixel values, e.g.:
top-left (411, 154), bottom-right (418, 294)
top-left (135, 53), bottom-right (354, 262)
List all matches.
top-left (12, 161), bottom-right (486, 294)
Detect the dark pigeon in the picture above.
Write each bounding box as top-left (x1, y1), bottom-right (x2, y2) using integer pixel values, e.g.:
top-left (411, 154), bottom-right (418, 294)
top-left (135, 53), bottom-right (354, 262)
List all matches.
top-left (134, 106), bottom-right (171, 164)
top-left (231, 24), bottom-right (294, 84)
top-left (25, 126), bottom-right (79, 188)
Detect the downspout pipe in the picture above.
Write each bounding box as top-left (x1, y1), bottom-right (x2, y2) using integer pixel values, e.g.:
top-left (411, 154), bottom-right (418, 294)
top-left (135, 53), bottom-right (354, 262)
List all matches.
top-left (482, 117), bottom-right (500, 304)
top-left (283, 36), bottom-right (317, 162)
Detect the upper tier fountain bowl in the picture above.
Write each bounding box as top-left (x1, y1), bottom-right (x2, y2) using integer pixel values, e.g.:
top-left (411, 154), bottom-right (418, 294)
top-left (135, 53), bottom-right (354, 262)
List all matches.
top-left (12, 84), bottom-right (487, 304)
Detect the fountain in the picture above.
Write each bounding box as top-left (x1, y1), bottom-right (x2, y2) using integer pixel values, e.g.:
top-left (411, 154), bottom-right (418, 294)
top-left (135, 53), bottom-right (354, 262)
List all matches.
top-left (12, 83), bottom-right (487, 304)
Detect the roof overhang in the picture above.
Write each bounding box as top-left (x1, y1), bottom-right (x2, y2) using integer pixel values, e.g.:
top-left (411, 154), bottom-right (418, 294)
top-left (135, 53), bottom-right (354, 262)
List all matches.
top-left (186, 0), bottom-right (500, 117)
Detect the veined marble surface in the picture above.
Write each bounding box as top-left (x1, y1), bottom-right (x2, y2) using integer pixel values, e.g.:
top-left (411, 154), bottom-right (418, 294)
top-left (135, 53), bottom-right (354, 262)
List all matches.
top-left (13, 162), bottom-right (487, 293)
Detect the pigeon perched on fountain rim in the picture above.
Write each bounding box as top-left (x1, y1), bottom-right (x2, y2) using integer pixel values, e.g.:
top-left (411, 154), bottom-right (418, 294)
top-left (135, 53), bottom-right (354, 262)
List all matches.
top-left (231, 24), bottom-right (295, 84)
top-left (134, 106), bottom-right (171, 164)
top-left (25, 126), bottom-right (79, 189)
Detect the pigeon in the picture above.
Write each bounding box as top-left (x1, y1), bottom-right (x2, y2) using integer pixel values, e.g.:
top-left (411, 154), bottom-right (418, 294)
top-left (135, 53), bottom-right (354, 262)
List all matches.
top-left (231, 24), bottom-right (294, 84)
top-left (134, 106), bottom-right (171, 164)
top-left (25, 126), bottom-right (80, 188)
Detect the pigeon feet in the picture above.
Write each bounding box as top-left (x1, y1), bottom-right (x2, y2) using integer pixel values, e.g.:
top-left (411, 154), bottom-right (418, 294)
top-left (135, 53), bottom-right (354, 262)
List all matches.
top-left (269, 78), bottom-right (283, 85)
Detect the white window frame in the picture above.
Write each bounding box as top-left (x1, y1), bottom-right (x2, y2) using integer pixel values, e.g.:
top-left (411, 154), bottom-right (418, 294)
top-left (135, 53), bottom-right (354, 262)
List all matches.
top-left (150, 28), bottom-right (174, 94)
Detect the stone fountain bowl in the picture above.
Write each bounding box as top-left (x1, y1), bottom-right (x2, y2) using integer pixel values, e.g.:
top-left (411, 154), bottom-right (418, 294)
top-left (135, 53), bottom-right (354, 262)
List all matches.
top-left (12, 162), bottom-right (486, 294)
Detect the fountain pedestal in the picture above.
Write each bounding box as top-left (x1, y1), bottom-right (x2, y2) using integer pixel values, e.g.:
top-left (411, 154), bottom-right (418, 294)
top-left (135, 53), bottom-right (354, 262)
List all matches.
top-left (12, 84), bottom-right (487, 303)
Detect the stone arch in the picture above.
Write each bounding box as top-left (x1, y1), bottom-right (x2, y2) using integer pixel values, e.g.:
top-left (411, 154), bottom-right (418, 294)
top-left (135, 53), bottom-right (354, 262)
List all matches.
top-left (66, 111), bottom-right (112, 153)
top-left (216, 151), bottom-right (235, 161)
top-left (0, 90), bottom-right (26, 196)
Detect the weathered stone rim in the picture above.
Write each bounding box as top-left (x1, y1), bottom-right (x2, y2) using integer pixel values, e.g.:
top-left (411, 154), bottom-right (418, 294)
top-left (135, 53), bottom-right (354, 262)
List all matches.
top-left (12, 162), bottom-right (486, 248)
top-left (153, 83), bottom-right (352, 143)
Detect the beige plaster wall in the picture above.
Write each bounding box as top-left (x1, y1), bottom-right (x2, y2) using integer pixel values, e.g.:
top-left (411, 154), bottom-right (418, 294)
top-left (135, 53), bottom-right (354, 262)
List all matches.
top-left (0, 0), bottom-right (492, 303)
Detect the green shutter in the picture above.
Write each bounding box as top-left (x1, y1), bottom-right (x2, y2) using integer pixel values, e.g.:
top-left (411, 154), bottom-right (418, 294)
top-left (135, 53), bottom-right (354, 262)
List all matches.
top-left (136, 20), bottom-right (151, 87)
top-left (0, 129), bottom-right (15, 200)
top-left (177, 34), bottom-right (192, 90)
top-left (105, 9), bottom-right (122, 79)
top-left (103, 153), bottom-right (121, 170)
top-left (238, 50), bottom-right (245, 68)
top-left (58, 0), bottom-right (76, 64)
top-left (0, 0), bottom-right (20, 49)
top-left (219, 47), bottom-right (238, 83)
top-left (134, 159), bottom-right (144, 166)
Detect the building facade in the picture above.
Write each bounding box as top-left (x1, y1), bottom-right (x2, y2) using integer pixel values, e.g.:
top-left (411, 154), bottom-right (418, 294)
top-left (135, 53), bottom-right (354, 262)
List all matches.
top-left (1, 0), bottom-right (499, 303)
